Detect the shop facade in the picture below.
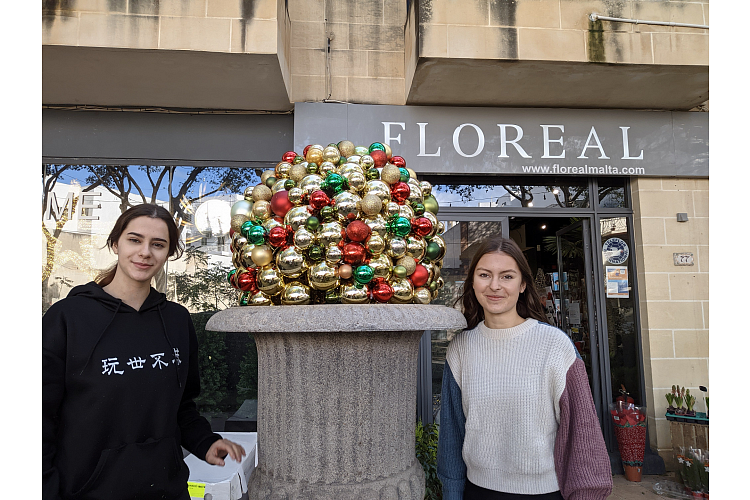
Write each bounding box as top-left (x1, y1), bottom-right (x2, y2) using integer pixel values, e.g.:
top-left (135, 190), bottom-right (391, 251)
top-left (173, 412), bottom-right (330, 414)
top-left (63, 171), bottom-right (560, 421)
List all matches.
top-left (43, 0), bottom-right (708, 471)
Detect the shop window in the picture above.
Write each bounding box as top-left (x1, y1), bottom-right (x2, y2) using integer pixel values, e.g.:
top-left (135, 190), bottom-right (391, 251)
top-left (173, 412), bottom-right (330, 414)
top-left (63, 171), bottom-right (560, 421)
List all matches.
top-left (598, 177), bottom-right (628, 209)
top-left (423, 176), bottom-right (589, 208)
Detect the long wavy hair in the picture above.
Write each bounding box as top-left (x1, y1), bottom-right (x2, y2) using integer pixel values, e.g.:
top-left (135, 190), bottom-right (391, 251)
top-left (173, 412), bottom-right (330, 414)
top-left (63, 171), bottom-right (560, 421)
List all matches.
top-left (454, 236), bottom-right (548, 330)
top-left (96, 204), bottom-right (184, 286)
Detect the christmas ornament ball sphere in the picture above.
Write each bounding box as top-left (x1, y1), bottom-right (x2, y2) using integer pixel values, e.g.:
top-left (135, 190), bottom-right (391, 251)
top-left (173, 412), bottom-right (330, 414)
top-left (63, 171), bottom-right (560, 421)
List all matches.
top-left (410, 264), bottom-right (429, 287)
top-left (305, 146), bottom-right (324, 165)
top-left (282, 151), bottom-right (297, 163)
top-left (231, 199), bottom-right (254, 218)
top-left (252, 184), bottom-right (273, 202)
top-left (396, 256), bottom-right (417, 276)
top-left (261, 170), bottom-right (276, 185)
top-left (387, 236), bottom-right (408, 259)
top-left (371, 281), bottom-right (394, 303)
top-left (370, 149), bottom-right (387, 168)
top-left (347, 171), bottom-right (367, 192)
top-left (251, 245), bottom-right (274, 267)
top-left (293, 226), bottom-right (314, 250)
top-left (249, 291), bottom-right (272, 306)
top-left (345, 220), bottom-right (372, 242)
top-left (390, 182), bottom-right (410, 204)
top-left (381, 164), bottom-right (401, 185)
top-left (342, 242), bottom-right (367, 266)
top-left (268, 225), bottom-right (288, 247)
top-left (341, 283), bottom-right (370, 304)
top-left (393, 265), bottom-right (407, 279)
top-left (364, 180), bottom-right (391, 204)
top-left (231, 213), bottom-right (250, 233)
top-left (359, 155), bottom-right (375, 170)
top-left (420, 180), bottom-right (433, 197)
top-left (270, 190), bottom-right (293, 217)
top-left (390, 278), bottom-right (414, 303)
top-left (366, 233), bottom-right (386, 255)
top-left (246, 224), bottom-right (267, 245)
top-left (237, 271), bottom-right (257, 292)
top-left (277, 246), bottom-right (306, 277)
top-left (322, 146), bottom-right (341, 164)
top-left (325, 244), bottom-right (343, 264)
top-left (411, 216), bottom-right (433, 237)
top-left (338, 263), bottom-right (353, 279)
top-left (338, 140), bottom-right (355, 157)
top-left (413, 286), bottom-right (432, 304)
top-left (354, 146), bottom-right (369, 156)
top-left (353, 265), bottom-right (374, 285)
top-left (390, 156), bottom-right (406, 169)
top-left (281, 282), bottom-right (311, 305)
top-left (308, 261), bottom-right (339, 291)
top-left (288, 187), bottom-right (305, 205)
top-left (309, 190), bottom-right (332, 210)
top-left (284, 205), bottom-right (311, 231)
top-left (289, 163), bottom-right (309, 183)
top-left (423, 195), bottom-right (440, 215)
top-left (360, 194), bottom-right (383, 216)
top-left (383, 143), bottom-right (392, 159)
top-left (368, 142), bottom-right (386, 153)
top-left (251, 200), bottom-right (272, 220)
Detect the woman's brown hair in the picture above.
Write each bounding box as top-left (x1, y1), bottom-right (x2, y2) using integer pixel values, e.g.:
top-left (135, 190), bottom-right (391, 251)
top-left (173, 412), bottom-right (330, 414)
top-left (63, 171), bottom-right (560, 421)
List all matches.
top-left (95, 204), bottom-right (184, 286)
top-left (454, 236), bottom-right (548, 330)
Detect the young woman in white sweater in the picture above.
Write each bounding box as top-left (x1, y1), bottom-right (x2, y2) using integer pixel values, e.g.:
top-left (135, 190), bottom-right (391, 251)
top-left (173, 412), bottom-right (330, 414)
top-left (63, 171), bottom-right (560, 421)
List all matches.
top-left (437, 237), bottom-right (612, 500)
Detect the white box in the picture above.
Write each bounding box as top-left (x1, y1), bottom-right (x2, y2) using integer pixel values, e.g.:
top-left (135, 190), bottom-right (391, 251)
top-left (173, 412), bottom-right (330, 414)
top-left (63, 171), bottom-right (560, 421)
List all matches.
top-left (185, 432), bottom-right (258, 500)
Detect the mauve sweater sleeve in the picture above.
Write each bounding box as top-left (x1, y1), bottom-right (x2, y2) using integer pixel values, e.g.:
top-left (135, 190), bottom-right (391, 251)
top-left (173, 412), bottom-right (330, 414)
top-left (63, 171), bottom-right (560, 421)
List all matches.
top-left (554, 358), bottom-right (613, 500)
top-left (436, 361), bottom-right (466, 500)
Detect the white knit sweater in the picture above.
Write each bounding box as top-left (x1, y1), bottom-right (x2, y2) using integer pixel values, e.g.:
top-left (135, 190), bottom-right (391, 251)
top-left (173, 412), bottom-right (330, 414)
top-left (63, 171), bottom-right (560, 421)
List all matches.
top-left (445, 318), bottom-right (578, 494)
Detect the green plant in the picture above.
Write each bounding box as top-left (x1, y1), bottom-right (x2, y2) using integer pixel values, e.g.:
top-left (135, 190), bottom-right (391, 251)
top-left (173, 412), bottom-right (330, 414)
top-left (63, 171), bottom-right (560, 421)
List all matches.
top-left (674, 385), bottom-right (684, 410)
top-left (415, 421), bottom-right (441, 500)
top-left (665, 392), bottom-right (674, 408)
top-left (704, 396), bottom-right (709, 411)
top-left (685, 389), bottom-right (696, 412)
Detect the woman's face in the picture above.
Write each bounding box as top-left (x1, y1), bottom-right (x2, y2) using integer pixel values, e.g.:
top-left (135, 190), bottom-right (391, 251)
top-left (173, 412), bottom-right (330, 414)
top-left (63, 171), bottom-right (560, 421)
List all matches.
top-left (112, 216), bottom-right (171, 285)
top-left (472, 251), bottom-right (526, 327)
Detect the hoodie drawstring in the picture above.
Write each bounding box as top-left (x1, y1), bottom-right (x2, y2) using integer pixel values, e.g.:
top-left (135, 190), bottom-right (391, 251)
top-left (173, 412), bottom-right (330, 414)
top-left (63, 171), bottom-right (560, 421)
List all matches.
top-left (157, 303), bottom-right (182, 388)
top-left (79, 301), bottom-right (122, 376)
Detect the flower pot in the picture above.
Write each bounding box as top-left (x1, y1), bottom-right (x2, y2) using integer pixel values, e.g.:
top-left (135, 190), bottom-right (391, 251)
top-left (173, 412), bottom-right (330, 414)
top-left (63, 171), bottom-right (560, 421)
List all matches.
top-left (623, 464), bottom-right (642, 482)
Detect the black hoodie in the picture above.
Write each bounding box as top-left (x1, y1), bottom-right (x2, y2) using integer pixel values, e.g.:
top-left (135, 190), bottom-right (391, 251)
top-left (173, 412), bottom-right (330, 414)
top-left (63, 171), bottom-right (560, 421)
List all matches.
top-left (43, 282), bottom-right (221, 500)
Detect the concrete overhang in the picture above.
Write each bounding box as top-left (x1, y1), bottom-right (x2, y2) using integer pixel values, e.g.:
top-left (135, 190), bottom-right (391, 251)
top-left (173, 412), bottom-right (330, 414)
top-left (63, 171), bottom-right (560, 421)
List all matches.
top-left (42, 45), bottom-right (293, 112)
top-left (407, 58), bottom-right (708, 110)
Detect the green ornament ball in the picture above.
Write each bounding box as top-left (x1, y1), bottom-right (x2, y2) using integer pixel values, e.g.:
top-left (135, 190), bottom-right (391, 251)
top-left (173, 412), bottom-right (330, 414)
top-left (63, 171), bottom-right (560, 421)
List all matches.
top-left (306, 162), bottom-right (319, 174)
top-left (425, 241), bottom-right (441, 261)
top-left (388, 216), bottom-right (412, 238)
top-left (284, 179), bottom-right (296, 190)
top-left (354, 265), bottom-right (375, 285)
top-left (265, 176), bottom-right (277, 188)
top-left (423, 195), bottom-right (439, 215)
top-left (324, 173), bottom-right (346, 194)
top-left (239, 292), bottom-right (251, 306)
top-left (320, 206), bottom-right (335, 222)
top-left (308, 245), bottom-right (324, 261)
top-left (398, 167), bottom-right (410, 183)
top-left (355, 146), bottom-right (369, 156)
top-left (369, 142), bottom-right (386, 153)
top-left (227, 269), bottom-right (237, 284)
top-left (240, 220), bottom-right (256, 238)
top-left (393, 265), bottom-right (407, 279)
top-left (305, 215), bottom-right (320, 232)
top-left (413, 202), bottom-right (426, 216)
top-left (325, 289), bottom-right (342, 303)
top-left (294, 155), bottom-right (305, 164)
top-left (246, 225), bottom-right (267, 245)
top-left (366, 168), bottom-right (380, 180)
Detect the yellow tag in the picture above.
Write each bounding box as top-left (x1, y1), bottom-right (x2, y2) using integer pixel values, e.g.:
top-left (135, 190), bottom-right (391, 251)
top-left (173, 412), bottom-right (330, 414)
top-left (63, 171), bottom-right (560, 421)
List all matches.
top-left (187, 482), bottom-right (206, 498)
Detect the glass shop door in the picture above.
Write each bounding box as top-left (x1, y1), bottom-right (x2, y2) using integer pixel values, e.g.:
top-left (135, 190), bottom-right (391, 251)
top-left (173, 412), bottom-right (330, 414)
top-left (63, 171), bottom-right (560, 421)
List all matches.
top-left (555, 219), bottom-right (604, 427)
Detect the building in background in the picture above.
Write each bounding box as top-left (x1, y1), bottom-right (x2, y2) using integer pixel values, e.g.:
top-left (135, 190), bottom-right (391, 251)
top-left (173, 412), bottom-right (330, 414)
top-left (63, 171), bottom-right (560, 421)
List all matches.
top-left (43, 0), bottom-right (708, 471)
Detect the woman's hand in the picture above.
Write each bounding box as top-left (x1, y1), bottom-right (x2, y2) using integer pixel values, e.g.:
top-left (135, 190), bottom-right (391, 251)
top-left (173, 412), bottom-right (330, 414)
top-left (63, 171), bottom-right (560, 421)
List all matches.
top-left (205, 439), bottom-right (246, 466)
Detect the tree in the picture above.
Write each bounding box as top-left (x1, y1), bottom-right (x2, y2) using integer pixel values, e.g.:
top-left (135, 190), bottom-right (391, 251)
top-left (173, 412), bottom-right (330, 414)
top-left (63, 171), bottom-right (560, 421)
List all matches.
top-left (169, 247), bottom-right (236, 312)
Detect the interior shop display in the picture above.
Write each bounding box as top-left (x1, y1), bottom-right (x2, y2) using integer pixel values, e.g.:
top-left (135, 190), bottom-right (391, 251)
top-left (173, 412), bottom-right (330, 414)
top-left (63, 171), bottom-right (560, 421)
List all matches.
top-left (226, 141), bottom-right (446, 306)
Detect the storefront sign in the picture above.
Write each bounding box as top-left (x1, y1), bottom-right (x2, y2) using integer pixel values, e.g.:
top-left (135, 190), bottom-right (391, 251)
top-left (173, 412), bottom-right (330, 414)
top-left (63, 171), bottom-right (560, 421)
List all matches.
top-left (294, 103), bottom-right (708, 177)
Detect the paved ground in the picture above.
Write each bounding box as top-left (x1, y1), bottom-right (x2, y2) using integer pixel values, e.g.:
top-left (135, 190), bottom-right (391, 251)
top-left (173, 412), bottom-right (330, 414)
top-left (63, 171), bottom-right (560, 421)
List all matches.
top-left (610, 472), bottom-right (684, 499)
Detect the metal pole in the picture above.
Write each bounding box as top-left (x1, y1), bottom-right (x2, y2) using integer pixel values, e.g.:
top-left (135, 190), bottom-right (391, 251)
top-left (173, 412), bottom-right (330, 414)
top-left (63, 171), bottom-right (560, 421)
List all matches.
top-left (589, 13), bottom-right (709, 30)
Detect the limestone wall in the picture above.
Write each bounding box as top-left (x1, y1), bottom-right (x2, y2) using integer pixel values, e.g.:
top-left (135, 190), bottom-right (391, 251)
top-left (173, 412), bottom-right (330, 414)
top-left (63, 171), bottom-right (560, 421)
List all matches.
top-left (632, 177), bottom-right (709, 467)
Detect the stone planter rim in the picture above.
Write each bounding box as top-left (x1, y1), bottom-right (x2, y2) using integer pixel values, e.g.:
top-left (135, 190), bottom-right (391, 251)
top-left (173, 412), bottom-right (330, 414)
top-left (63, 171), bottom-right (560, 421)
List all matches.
top-left (206, 303), bottom-right (467, 333)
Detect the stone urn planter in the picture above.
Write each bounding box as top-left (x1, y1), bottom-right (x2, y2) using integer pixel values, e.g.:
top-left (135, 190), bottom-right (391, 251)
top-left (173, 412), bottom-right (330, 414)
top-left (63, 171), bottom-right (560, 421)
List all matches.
top-left (207, 304), bottom-right (466, 500)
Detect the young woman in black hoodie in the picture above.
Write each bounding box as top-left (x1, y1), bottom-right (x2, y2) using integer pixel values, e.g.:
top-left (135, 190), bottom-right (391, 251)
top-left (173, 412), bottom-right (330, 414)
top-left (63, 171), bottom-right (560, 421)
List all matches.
top-left (43, 204), bottom-right (246, 500)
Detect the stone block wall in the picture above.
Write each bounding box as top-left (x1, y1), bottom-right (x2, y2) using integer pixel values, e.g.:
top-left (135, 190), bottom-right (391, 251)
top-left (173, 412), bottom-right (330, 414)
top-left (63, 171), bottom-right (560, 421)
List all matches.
top-left (631, 177), bottom-right (709, 468)
top-left (417, 0), bottom-right (709, 65)
top-left (42, 0), bottom-right (278, 54)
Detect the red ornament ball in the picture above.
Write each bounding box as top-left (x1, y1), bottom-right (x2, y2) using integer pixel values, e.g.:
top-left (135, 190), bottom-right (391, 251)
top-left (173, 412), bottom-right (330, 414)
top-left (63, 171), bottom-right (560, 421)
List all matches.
top-left (410, 264), bottom-right (429, 287)
top-left (342, 242), bottom-right (367, 266)
top-left (270, 190), bottom-right (294, 217)
top-left (346, 220), bottom-right (372, 243)
top-left (390, 156), bottom-right (406, 169)
top-left (391, 181), bottom-right (411, 204)
top-left (309, 190), bottom-right (331, 211)
top-left (282, 151), bottom-right (297, 163)
top-left (371, 281), bottom-right (394, 303)
top-left (370, 150), bottom-right (387, 168)
top-left (237, 271), bottom-right (257, 292)
top-left (268, 226), bottom-right (289, 247)
top-left (303, 145), bottom-right (311, 157)
top-left (411, 216), bottom-right (433, 237)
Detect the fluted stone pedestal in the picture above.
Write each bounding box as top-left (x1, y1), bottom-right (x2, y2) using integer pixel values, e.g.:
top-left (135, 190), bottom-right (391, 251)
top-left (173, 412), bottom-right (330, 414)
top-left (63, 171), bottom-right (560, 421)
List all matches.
top-left (207, 304), bottom-right (466, 500)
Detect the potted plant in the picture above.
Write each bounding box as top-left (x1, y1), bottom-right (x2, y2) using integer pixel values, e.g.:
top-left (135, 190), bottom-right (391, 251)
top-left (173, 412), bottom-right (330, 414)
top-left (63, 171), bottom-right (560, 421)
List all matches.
top-left (685, 389), bottom-right (696, 417)
top-left (665, 389), bottom-right (676, 414)
top-left (609, 398), bottom-right (647, 482)
top-left (674, 385), bottom-right (685, 415)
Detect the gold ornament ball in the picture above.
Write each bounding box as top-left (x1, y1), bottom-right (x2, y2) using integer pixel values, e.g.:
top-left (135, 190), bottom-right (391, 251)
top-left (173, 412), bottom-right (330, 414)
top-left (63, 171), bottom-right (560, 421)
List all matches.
top-left (305, 146), bottom-right (324, 165)
top-left (252, 184), bottom-right (273, 202)
top-left (338, 140), bottom-right (355, 157)
top-left (241, 245), bottom-right (256, 268)
top-left (384, 201), bottom-right (400, 218)
top-left (368, 253), bottom-right (392, 280)
top-left (363, 214), bottom-right (387, 238)
top-left (423, 211), bottom-right (440, 238)
top-left (276, 246), bottom-right (306, 278)
top-left (293, 226), bottom-right (315, 250)
top-left (387, 236), bottom-right (408, 259)
top-left (354, 146), bottom-right (369, 156)
top-left (288, 187), bottom-right (305, 206)
top-left (347, 171), bottom-right (367, 193)
top-left (257, 265), bottom-right (284, 295)
top-left (383, 143), bottom-right (392, 160)
top-left (243, 186), bottom-right (255, 202)
top-left (390, 278), bottom-right (414, 303)
top-left (231, 213), bottom-right (250, 233)
top-left (413, 287), bottom-right (432, 304)
top-left (271, 179), bottom-right (288, 194)
top-left (364, 180), bottom-right (391, 204)
top-left (359, 155), bottom-right (375, 169)
top-left (396, 256), bottom-right (417, 276)
top-left (407, 168), bottom-right (417, 180)
top-left (251, 245), bottom-right (274, 267)
top-left (420, 180), bottom-right (433, 198)
top-left (318, 221), bottom-right (344, 248)
top-left (360, 194), bottom-right (383, 216)
top-left (334, 191), bottom-right (361, 222)
top-left (366, 233), bottom-right (386, 255)
top-left (319, 161), bottom-right (337, 177)
top-left (261, 170), bottom-right (276, 185)
top-left (340, 162), bottom-right (364, 178)
top-left (326, 244), bottom-right (343, 264)
top-left (341, 283), bottom-right (369, 304)
top-left (275, 161), bottom-right (293, 179)
top-left (230, 199), bottom-right (254, 218)
top-left (281, 282), bottom-right (311, 305)
top-left (407, 183), bottom-right (423, 205)
top-left (284, 205), bottom-right (312, 231)
top-left (398, 204), bottom-right (414, 220)
top-left (308, 261), bottom-right (339, 291)
top-left (289, 163), bottom-right (309, 183)
top-left (252, 200), bottom-right (272, 220)
top-left (405, 235), bottom-right (426, 261)
top-left (299, 174), bottom-right (324, 195)
top-left (249, 291), bottom-right (272, 306)
top-left (381, 164), bottom-right (401, 185)
top-left (323, 146), bottom-right (341, 164)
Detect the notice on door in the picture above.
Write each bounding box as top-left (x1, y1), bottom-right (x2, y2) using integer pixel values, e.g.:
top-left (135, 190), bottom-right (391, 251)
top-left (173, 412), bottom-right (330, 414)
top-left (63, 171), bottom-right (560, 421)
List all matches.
top-left (605, 266), bottom-right (629, 298)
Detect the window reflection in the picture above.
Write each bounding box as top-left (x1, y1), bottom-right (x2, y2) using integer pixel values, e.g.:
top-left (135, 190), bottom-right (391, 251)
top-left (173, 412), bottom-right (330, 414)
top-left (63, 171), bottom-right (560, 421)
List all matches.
top-left (598, 178), bottom-right (627, 209)
top-left (422, 176), bottom-right (589, 208)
